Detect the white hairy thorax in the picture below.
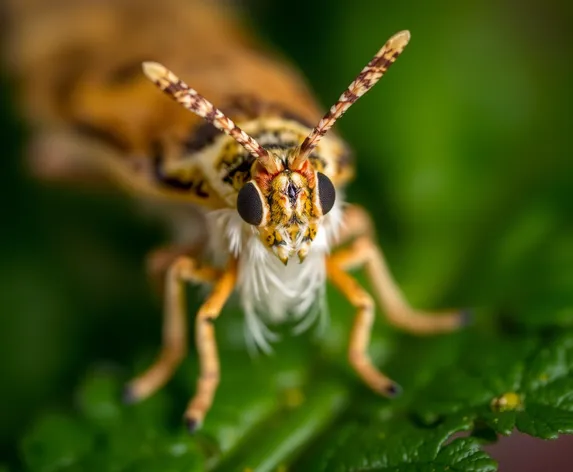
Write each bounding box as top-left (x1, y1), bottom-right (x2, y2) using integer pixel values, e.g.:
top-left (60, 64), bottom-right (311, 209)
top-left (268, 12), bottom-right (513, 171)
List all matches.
top-left (206, 200), bottom-right (344, 353)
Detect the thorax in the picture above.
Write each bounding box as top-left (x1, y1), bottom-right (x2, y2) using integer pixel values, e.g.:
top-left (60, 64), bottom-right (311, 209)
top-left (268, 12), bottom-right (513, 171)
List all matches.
top-left (155, 116), bottom-right (353, 209)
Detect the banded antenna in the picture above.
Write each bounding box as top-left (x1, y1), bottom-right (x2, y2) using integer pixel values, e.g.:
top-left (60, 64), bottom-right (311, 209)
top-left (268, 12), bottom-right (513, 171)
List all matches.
top-left (290, 30), bottom-right (411, 170)
top-left (142, 62), bottom-right (280, 174)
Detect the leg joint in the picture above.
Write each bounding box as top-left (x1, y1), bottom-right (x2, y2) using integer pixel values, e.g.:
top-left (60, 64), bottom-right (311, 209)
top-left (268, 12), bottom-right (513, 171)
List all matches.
top-left (353, 235), bottom-right (376, 254)
top-left (169, 256), bottom-right (196, 278)
top-left (353, 293), bottom-right (375, 312)
top-left (197, 307), bottom-right (218, 322)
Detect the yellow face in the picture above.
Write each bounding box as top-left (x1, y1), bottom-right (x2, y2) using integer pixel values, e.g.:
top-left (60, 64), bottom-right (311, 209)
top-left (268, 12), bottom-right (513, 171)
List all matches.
top-left (236, 159), bottom-right (336, 264)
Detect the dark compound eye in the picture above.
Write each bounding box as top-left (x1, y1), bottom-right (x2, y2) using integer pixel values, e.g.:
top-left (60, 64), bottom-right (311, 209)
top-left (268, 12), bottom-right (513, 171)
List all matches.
top-left (317, 172), bottom-right (336, 215)
top-left (237, 182), bottom-right (264, 226)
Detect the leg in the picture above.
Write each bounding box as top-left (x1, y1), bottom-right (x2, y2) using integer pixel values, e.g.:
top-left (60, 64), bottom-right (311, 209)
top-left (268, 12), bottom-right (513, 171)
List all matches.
top-left (184, 258), bottom-right (238, 431)
top-left (146, 242), bottom-right (205, 295)
top-left (331, 235), bottom-right (466, 334)
top-left (124, 256), bottom-right (221, 402)
top-left (326, 258), bottom-right (400, 396)
top-left (336, 204), bottom-right (376, 245)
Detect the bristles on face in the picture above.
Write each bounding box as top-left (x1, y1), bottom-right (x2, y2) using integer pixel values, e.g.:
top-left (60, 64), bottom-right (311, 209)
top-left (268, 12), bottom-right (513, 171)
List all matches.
top-left (142, 62), bottom-right (280, 174)
top-left (290, 30), bottom-right (411, 169)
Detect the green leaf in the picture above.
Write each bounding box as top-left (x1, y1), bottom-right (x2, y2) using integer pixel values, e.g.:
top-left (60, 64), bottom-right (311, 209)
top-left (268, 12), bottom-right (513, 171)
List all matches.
top-left (214, 378), bottom-right (348, 472)
top-left (21, 414), bottom-right (94, 472)
top-left (4, 1), bottom-right (573, 470)
top-left (300, 416), bottom-right (496, 472)
top-left (434, 438), bottom-right (498, 472)
top-left (415, 332), bottom-right (573, 439)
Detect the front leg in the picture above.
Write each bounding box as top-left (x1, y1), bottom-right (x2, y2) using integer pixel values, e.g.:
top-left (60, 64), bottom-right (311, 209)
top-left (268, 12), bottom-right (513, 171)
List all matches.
top-left (124, 256), bottom-right (222, 403)
top-left (326, 257), bottom-right (401, 396)
top-left (184, 258), bottom-right (237, 431)
top-left (333, 205), bottom-right (468, 334)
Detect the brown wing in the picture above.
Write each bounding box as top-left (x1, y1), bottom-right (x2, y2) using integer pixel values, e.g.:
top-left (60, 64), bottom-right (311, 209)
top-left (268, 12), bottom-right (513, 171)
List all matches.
top-left (3, 0), bottom-right (329, 205)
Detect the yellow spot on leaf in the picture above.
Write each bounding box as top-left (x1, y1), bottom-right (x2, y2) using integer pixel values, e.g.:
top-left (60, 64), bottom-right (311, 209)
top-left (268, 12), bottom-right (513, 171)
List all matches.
top-left (283, 387), bottom-right (305, 409)
top-left (490, 392), bottom-right (523, 412)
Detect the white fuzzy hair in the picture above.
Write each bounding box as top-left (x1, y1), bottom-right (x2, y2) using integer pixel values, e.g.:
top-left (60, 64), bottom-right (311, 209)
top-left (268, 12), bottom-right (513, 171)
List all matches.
top-left (206, 200), bottom-right (344, 353)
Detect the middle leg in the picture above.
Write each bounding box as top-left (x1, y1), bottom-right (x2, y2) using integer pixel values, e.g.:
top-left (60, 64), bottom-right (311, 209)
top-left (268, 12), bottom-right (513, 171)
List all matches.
top-left (333, 205), bottom-right (467, 335)
top-left (330, 236), bottom-right (465, 334)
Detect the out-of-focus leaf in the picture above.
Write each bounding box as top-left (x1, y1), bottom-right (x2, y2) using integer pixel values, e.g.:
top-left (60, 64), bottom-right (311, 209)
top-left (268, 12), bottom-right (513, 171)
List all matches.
top-left (21, 414), bottom-right (94, 472)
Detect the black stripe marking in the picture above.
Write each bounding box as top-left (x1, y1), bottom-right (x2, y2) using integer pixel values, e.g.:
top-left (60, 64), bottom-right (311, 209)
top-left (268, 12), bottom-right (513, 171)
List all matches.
top-left (180, 97), bottom-right (317, 157)
top-left (72, 121), bottom-right (130, 153)
top-left (152, 142), bottom-right (209, 197)
top-left (107, 59), bottom-right (147, 84)
top-left (184, 122), bottom-right (221, 153)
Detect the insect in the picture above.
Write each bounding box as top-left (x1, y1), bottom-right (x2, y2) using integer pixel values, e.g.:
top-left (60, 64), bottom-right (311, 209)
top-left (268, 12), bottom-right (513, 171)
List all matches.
top-left (5, 0), bottom-right (468, 431)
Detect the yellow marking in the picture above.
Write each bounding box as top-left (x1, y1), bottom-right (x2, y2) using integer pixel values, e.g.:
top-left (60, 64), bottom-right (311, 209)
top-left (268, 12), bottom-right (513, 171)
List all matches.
top-left (260, 228), bottom-right (275, 247)
top-left (308, 223), bottom-right (318, 240)
top-left (283, 387), bottom-right (305, 409)
top-left (287, 225), bottom-right (300, 241)
top-left (490, 392), bottom-right (523, 412)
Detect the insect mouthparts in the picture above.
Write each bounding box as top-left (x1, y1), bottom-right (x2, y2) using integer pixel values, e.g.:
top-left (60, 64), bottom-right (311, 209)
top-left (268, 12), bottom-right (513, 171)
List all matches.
top-left (287, 182), bottom-right (298, 204)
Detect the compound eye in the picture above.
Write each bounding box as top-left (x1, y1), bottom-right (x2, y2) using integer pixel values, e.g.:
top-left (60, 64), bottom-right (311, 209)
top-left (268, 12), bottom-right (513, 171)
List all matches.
top-left (237, 182), bottom-right (264, 226)
top-left (317, 172), bottom-right (336, 215)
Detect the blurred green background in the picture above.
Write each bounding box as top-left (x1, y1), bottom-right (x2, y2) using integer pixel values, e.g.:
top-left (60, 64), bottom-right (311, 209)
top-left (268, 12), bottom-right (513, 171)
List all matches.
top-left (1, 0), bottom-right (572, 470)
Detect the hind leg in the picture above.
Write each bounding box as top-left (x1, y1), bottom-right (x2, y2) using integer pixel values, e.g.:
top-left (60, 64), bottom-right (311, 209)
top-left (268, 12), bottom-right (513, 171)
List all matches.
top-left (333, 205), bottom-right (467, 334)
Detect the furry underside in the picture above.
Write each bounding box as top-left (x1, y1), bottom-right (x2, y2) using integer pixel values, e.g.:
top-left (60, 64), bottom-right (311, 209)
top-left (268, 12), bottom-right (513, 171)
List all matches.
top-left (206, 201), bottom-right (344, 353)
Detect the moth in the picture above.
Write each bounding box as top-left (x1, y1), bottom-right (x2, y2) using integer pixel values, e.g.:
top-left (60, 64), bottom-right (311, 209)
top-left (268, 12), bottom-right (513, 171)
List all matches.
top-left (5, 0), bottom-right (468, 431)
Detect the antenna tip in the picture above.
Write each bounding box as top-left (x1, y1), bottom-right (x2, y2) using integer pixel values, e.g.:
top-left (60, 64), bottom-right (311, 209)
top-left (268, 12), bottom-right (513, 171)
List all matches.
top-left (142, 61), bottom-right (167, 82)
top-left (390, 30), bottom-right (411, 48)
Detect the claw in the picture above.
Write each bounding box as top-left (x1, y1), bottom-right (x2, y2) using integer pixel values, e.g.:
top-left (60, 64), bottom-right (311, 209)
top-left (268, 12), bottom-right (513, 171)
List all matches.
top-left (276, 246), bottom-right (290, 265)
